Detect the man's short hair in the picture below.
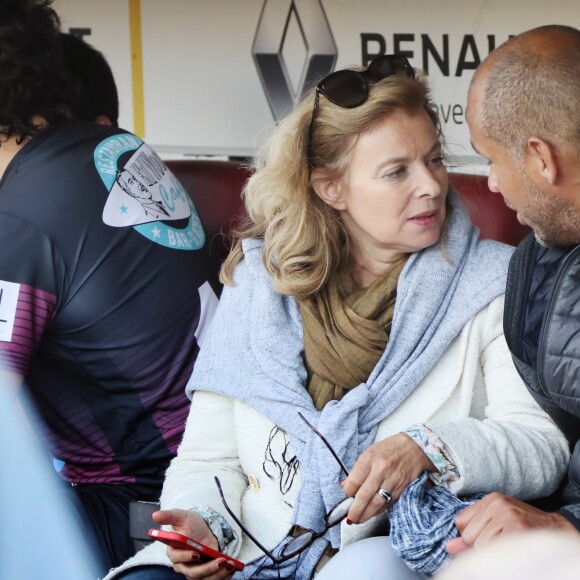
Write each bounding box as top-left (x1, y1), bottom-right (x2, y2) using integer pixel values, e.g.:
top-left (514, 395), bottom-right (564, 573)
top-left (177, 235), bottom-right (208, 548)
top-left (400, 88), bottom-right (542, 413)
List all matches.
top-left (60, 33), bottom-right (119, 126)
top-left (479, 25), bottom-right (580, 160)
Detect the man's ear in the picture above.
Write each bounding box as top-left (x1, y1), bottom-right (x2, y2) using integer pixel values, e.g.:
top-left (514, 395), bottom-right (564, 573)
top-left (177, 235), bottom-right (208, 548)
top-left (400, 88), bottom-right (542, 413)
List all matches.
top-left (94, 115), bottom-right (113, 126)
top-left (311, 169), bottom-right (346, 210)
top-left (526, 137), bottom-right (559, 185)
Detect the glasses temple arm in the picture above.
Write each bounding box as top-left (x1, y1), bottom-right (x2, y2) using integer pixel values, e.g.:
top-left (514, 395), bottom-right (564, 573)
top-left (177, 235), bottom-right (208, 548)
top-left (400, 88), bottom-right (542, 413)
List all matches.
top-left (213, 476), bottom-right (280, 562)
top-left (306, 89), bottom-right (320, 168)
top-left (297, 412), bottom-right (350, 477)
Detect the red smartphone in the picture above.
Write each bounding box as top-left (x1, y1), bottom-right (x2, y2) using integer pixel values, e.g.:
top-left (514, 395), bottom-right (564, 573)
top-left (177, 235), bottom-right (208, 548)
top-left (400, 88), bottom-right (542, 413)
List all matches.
top-left (148, 528), bottom-right (245, 571)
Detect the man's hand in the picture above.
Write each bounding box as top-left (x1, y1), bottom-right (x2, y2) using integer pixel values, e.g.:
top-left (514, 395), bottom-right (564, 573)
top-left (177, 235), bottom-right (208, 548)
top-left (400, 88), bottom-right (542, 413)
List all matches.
top-left (446, 493), bottom-right (577, 556)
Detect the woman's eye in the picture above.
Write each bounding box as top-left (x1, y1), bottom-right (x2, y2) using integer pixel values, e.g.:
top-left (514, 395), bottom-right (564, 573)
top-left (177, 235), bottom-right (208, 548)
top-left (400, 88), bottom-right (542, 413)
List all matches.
top-left (385, 166), bottom-right (406, 178)
top-left (429, 155), bottom-right (445, 167)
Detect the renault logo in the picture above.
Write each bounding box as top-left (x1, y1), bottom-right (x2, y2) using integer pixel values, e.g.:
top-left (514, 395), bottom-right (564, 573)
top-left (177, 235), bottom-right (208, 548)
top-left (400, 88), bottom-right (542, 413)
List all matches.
top-left (253, 0), bottom-right (338, 121)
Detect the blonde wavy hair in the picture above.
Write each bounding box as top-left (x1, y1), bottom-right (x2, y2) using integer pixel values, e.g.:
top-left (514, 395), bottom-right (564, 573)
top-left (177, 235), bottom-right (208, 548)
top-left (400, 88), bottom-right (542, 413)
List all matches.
top-left (221, 69), bottom-right (441, 299)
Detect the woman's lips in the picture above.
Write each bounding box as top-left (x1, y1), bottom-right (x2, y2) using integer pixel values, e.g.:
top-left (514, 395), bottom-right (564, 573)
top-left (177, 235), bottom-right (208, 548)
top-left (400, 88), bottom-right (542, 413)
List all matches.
top-left (409, 211), bottom-right (438, 226)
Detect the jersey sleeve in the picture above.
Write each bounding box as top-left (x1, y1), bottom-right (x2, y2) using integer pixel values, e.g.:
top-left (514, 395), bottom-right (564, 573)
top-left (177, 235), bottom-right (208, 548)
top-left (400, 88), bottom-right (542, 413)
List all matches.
top-left (0, 213), bottom-right (63, 375)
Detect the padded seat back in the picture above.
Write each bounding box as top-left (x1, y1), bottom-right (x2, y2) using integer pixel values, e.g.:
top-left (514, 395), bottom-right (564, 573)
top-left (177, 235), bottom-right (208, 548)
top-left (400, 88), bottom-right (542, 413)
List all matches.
top-left (165, 161), bottom-right (531, 263)
top-left (166, 159), bottom-right (251, 260)
top-left (450, 173), bottom-right (531, 246)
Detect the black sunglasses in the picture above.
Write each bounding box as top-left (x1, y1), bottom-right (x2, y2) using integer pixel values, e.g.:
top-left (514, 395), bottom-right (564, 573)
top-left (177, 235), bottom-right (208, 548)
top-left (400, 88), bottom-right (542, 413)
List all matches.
top-left (214, 412), bottom-right (352, 565)
top-left (307, 54), bottom-right (415, 167)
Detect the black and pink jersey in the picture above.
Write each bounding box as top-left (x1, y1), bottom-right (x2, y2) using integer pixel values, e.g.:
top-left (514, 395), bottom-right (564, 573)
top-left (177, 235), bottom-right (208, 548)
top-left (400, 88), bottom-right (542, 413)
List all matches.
top-left (0, 121), bottom-right (220, 486)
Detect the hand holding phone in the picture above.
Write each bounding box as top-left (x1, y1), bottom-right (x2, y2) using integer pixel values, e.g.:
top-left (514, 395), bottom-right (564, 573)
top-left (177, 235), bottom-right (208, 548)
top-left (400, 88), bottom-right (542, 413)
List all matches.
top-left (148, 528), bottom-right (245, 571)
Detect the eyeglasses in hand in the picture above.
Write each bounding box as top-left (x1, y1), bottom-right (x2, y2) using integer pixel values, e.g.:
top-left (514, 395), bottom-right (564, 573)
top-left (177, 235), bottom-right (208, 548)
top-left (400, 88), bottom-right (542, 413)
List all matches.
top-left (214, 412), bottom-right (352, 564)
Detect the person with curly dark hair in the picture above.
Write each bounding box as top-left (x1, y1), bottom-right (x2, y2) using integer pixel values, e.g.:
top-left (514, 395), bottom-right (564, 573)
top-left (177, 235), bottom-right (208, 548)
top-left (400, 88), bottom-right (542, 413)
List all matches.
top-left (0, 0), bottom-right (75, 142)
top-left (0, 0), bottom-right (221, 576)
top-left (60, 32), bottom-right (119, 126)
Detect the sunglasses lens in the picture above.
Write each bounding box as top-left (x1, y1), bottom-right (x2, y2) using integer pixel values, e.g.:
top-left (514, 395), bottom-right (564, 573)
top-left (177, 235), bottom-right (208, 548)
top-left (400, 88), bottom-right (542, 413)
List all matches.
top-left (368, 56), bottom-right (414, 81)
top-left (327, 496), bottom-right (354, 525)
top-left (281, 531), bottom-right (314, 557)
top-left (320, 71), bottom-right (367, 108)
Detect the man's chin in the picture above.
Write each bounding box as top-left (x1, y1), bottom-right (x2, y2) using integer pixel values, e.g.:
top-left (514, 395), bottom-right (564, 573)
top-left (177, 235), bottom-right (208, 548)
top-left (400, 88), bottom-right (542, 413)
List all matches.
top-left (533, 231), bottom-right (555, 248)
top-left (516, 212), bottom-right (529, 226)
top-left (533, 229), bottom-right (579, 249)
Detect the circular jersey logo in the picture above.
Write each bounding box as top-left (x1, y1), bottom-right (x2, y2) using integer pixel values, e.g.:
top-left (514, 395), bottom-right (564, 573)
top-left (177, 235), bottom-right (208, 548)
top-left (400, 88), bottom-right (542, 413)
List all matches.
top-left (94, 133), bottom-right (205, 251)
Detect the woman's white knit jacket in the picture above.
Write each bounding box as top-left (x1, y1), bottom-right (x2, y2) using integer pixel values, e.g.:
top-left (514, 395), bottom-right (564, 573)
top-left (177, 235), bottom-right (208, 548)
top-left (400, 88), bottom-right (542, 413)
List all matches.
top-left (106, 294), bottom-right (569, 578)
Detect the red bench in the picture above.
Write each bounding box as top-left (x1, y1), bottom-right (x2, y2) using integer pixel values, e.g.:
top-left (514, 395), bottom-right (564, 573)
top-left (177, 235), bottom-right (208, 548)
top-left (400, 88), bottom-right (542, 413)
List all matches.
top-left (166, 160), bottom-right (531, 261)
top-left (450, 173), bottom-right (530, 247)
top-left (166, 159), bottom-right (250, 261)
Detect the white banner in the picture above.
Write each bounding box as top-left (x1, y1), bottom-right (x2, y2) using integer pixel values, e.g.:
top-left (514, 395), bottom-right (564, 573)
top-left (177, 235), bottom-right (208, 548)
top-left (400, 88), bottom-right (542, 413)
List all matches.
top-left (54, 0), bottom-right (579, 164)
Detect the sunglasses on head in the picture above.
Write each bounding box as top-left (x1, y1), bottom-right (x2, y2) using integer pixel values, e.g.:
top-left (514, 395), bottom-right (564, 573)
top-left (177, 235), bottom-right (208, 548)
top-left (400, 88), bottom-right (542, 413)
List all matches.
top-left (214, 412), bottom-right (353, 566)
top-left (307, 54), bottom-right (415, 167)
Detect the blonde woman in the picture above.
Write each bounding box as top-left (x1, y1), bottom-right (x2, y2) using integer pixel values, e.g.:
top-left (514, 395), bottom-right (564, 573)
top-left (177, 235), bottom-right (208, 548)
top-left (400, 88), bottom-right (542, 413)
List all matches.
top-left (107, 56), bottom-right (568, 580)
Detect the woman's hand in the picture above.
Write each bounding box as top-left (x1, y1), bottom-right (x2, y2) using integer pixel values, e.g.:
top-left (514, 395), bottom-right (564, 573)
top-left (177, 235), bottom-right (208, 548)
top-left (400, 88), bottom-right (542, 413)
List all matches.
top-left (152, 509), bottom-right (236, 578)
top-left (341, 433), bottom-right (436, 524)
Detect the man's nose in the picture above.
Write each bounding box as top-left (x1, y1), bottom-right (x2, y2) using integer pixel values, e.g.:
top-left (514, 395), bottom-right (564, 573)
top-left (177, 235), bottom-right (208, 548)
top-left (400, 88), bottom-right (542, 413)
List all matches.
top-left (487, 166), bottom-right (500, 193)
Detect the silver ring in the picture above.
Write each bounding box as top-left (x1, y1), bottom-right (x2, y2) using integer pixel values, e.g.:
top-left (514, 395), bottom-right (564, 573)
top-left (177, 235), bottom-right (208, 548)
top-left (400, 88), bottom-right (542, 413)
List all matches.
top-left (378, 488), bottom-right (392, 503)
